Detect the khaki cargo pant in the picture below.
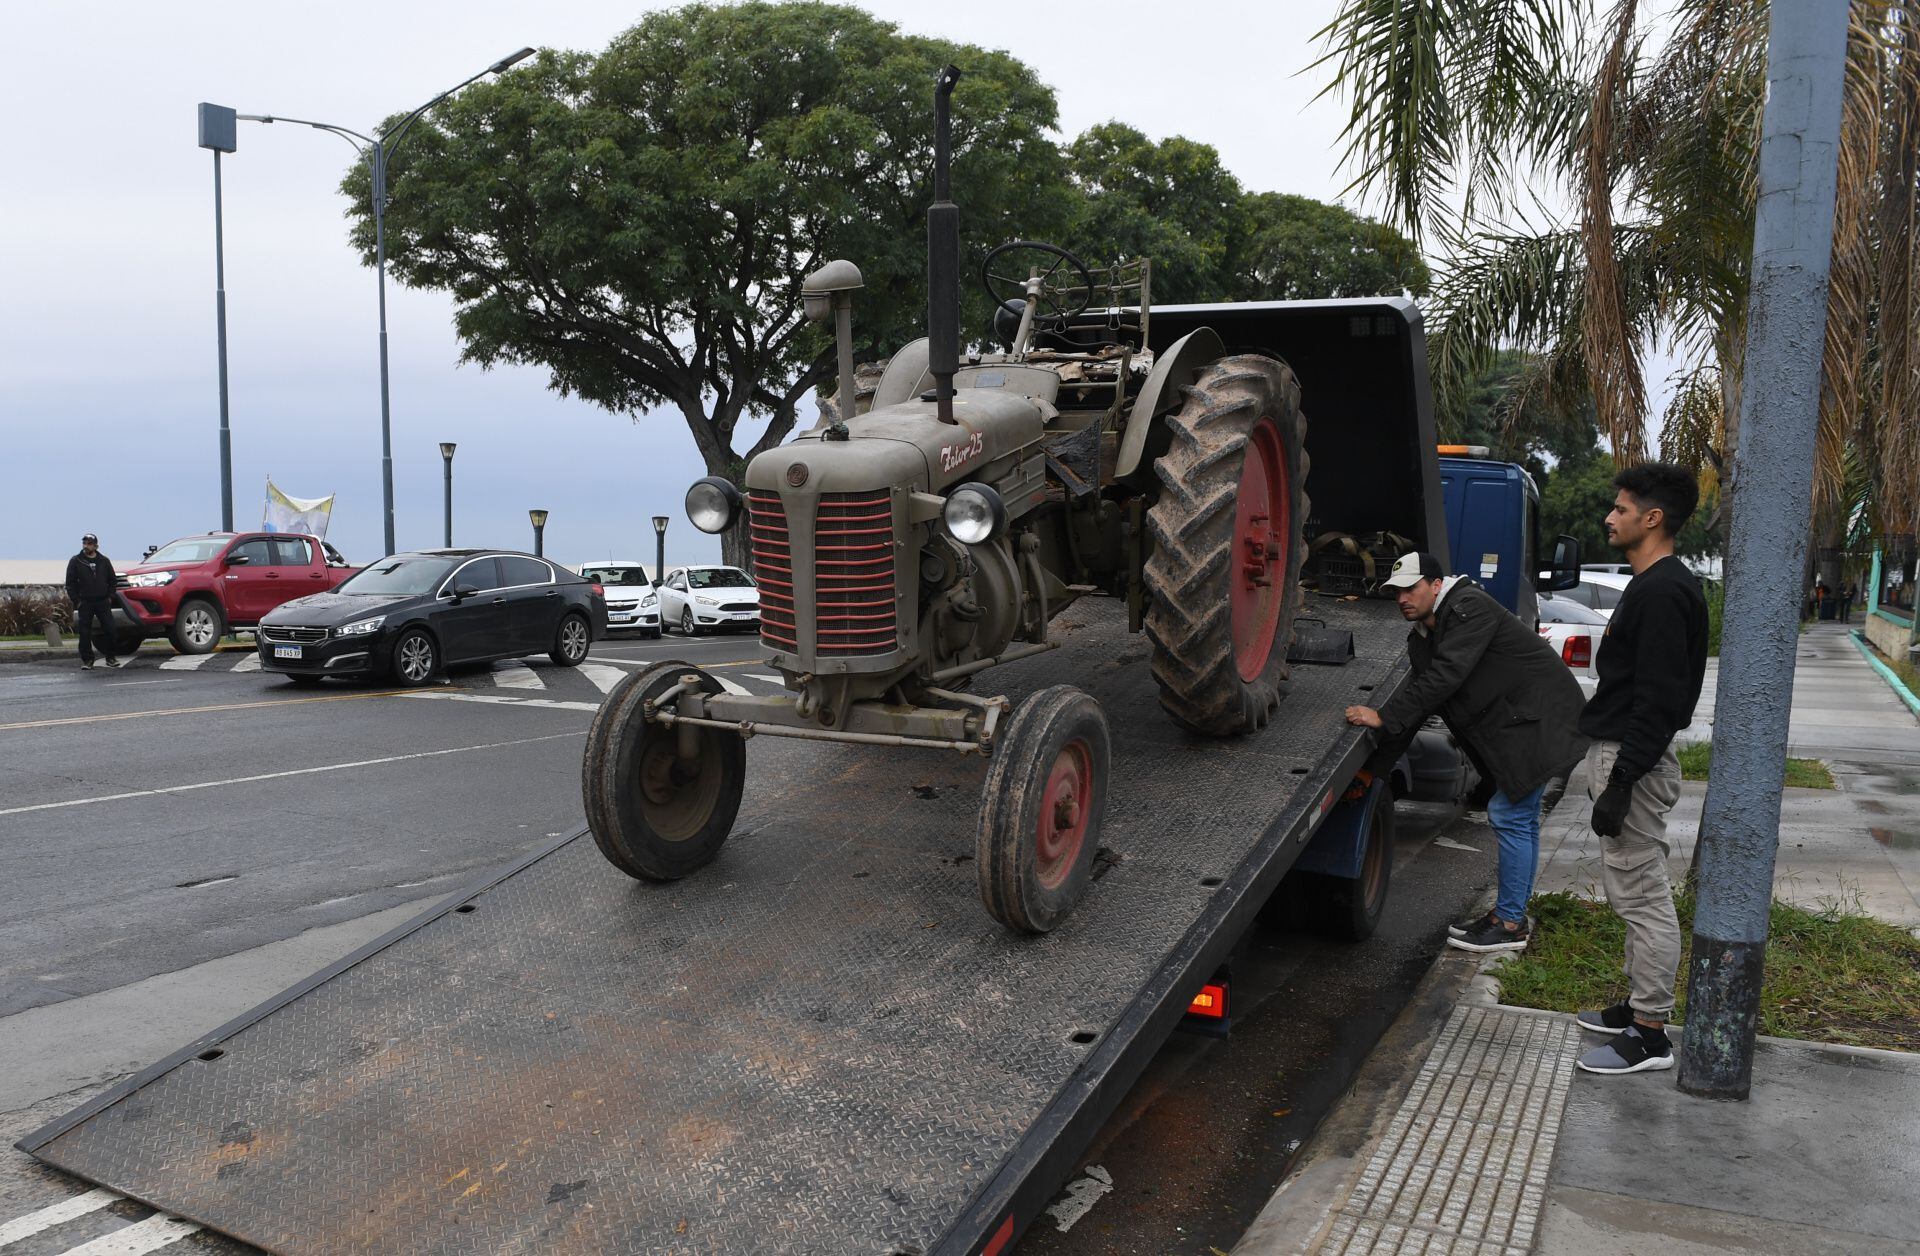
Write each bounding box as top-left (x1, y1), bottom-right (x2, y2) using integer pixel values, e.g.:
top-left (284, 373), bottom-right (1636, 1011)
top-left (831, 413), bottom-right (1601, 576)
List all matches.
top-left (1584, 740), bottom-right (1684, 1020)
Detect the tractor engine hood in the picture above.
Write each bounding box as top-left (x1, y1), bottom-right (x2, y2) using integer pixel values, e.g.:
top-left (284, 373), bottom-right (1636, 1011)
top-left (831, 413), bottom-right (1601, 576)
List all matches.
top-left (751, 388), bottom-right (1051, 497)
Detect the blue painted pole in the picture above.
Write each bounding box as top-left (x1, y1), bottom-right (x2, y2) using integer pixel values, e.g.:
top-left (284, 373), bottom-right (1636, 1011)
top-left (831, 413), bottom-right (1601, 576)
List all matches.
top-left (1679, 0), bottom-right (1850, 1100)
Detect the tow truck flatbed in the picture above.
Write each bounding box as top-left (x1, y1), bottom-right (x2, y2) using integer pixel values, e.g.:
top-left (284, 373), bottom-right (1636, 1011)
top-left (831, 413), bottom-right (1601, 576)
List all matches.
top-left (20, 597), bottom-right (1409, 1255)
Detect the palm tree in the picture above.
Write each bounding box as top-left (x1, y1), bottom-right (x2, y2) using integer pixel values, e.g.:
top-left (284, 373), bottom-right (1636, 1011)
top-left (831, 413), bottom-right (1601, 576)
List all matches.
top-left (1315, 0), bottom-right (1920, 535)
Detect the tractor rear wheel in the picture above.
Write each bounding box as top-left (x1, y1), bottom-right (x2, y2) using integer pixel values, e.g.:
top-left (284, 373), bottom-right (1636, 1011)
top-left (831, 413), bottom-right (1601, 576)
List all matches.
top-left (583, 660), bottom-right (745, 881)
top-left (976, 685), bottom-right (1111, 933)
top-left (1143, 355), bottom-right (1310, 735)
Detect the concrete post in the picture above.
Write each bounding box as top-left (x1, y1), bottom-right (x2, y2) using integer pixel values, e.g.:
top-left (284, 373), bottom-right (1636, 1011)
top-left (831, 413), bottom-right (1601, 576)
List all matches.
top-left (1679, 0), bottom-right (1850, 1100)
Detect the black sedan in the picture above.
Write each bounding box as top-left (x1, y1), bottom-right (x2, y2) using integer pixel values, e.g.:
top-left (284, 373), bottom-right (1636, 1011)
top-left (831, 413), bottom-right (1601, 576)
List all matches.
top-left (256, 550), bottom-right (606, 686)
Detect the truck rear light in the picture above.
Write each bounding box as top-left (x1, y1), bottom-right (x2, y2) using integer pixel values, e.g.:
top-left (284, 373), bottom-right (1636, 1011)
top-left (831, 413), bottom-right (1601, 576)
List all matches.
top-left (1562, 635), bottom-right (1591, 668)
top-left (1187, 982), bottom-right (1228, 1019)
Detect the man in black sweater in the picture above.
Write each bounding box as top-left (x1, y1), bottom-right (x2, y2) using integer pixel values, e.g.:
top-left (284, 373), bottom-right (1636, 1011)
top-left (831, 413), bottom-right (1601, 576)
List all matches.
top-left (1573, 465), bottom-right (1708, 1076)
top-left (65, 532), bottom-right (122, 670)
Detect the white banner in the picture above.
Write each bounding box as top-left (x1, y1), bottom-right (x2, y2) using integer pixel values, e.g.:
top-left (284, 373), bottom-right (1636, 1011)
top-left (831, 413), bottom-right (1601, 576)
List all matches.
top-left (262, 478), bottom-right (335, 538)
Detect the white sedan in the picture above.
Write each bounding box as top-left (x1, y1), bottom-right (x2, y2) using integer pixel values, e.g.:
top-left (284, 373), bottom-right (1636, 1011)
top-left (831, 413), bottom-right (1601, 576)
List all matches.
top-left (576, 560), bottom-right (661, 636)
top-left (1538, 593), bottom-right (1607, 695)
top-left (659, 565), bottom-right (761, 635)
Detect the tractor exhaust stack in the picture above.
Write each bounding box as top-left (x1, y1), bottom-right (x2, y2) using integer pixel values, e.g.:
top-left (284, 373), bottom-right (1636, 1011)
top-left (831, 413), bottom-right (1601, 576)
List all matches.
top-left (927, 65), bottom-right (962, 424)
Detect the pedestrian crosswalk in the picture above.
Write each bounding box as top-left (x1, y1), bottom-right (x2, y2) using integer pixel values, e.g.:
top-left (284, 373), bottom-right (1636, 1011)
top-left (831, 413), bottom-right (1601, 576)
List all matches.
top-left (0, 1188), bottom-right (198, 1254)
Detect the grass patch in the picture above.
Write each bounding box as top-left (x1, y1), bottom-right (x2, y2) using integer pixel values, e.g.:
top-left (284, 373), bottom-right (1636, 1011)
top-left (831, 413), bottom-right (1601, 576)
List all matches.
top-left (1500, 890), bottom-right (1920, 1051)
top-left (1865, 636), bottom-right (1920, 697)
top-left (1674, 740), bottom-right (1834, 788)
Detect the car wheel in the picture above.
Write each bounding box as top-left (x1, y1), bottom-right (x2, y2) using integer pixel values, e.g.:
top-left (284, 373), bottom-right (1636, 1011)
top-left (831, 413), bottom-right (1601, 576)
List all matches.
top-left (169, 599), bottom-right (225, 655)
top-left (550, 613), bottom-right (590, 666)
top-left (681, 608), bottom-right (700, 637)
top-left (390, 629), bottom-right (437, 687)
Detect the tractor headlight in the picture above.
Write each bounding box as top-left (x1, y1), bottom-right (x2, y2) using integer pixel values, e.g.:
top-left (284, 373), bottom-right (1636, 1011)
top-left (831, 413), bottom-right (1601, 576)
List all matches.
top-left (943, 483), bottom-right (1006, 545)
top-left (686, 477), bottom-right (743, 534)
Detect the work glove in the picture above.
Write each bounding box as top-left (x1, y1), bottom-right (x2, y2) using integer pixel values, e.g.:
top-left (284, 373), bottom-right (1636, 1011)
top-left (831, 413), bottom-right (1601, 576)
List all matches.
top-left (1591, 780), bottom-right (1634, 838)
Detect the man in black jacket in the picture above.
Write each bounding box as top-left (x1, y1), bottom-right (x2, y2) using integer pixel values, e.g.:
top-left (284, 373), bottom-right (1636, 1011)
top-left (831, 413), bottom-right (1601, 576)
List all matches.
top-left (65, 532), bottom-right (121, 670)
top-left (1572, 464), bottom-right (1708, 1077)
top-left (1346, 552), bottom-right (1589, 953)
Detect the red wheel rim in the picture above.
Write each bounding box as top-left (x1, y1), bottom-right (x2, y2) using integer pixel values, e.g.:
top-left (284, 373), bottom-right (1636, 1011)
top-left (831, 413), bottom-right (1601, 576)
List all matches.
top-left (1230, 417), bottom-right (1290, 682)
top-left (1034, 737), bottom-right (1094, 890)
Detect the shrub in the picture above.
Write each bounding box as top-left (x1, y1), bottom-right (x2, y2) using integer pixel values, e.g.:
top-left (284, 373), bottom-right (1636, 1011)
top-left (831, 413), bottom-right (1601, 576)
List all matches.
top-left (0, 586), bottom-right (73, 635)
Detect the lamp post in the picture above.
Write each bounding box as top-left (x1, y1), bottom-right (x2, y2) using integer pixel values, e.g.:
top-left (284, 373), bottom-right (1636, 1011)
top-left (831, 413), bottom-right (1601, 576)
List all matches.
top-left (652, 515), bottom-right (669, 585)
top-left (198, 103), bottom-right (238, 533)
top-left (530, 509), bottom-right (549, 558)
top-left (439, 442), bottom-right (456, 547)
top-left (236, 47), bottom-right (535, 558)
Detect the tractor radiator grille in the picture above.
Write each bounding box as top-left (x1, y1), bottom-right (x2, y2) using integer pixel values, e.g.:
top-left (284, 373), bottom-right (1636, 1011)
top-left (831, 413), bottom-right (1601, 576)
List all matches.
top-left (747, 492), bottom-right (797, 650)
top-left (746, 490), bottom-right (897, 658)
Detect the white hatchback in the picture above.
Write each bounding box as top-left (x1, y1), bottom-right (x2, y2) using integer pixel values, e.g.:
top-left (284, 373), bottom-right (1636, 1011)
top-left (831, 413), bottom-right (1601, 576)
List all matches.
top-left (576, 560), bottom-right (661, 636)
top-left (659, 565), bottom-right (761, 635)
top-left (1538, 593), bottom-right (1607, 696)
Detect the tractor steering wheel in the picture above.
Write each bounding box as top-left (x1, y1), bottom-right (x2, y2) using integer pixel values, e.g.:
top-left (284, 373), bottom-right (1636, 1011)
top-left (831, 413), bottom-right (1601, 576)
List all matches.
top-left (982, 240), bottom-right (1095, 325)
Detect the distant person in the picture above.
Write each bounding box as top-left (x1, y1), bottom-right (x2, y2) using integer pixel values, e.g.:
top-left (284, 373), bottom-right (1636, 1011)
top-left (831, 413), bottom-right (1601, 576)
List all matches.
top-left (1841, 582), bottom-right (1856, 623)
top-left (1574, 464), bottom-right (1708, 1077)
top-left (1345, 552), bottom-right (1588, 954)
top-left (64, 532), bottom-right (121, 670)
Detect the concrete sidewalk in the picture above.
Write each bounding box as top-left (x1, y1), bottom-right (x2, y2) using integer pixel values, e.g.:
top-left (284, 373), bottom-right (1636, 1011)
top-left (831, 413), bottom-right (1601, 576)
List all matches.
top-left (1235, 620), bottom-right (1920, 1255)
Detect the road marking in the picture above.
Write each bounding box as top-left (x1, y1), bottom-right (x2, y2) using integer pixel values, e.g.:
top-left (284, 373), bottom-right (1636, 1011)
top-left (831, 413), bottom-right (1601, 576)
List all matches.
top-left (230, 653), bottom-right (261, 673)
top-left (743, 673), bottom-right (783, 685)
top-left (1044, 1165), bottom-right (1113, 1232)
top-left (579, 664), bottom-right (627, 695)
top-left (158, 654), bottom-right (214, 671)
top-left (53, 1213), bottom-right (200, 1255)
top-left (0, 688), bottom-right (417, 733)
top-left (402, 691), bottom-right (599, 713)
top-left (0, 731), bottom-right (583, 817)
top-left (715, 675), bottom-right (751, 696)
top-left (1433, 835), bottom-right (1481, 852)
top-left (491, 661), bottom-right (545, 690)
top-left (0, 1188), bottom-right (118, 1245)
top-left (592, 656), bottom-right (762, 669)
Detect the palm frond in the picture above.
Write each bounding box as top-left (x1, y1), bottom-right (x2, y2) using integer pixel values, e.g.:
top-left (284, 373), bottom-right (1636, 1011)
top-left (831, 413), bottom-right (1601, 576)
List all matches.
top-left (1579, 0), bottom-right (1647, 463)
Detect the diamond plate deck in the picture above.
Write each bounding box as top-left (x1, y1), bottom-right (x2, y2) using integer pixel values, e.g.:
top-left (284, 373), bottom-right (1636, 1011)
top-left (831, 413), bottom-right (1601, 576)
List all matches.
top-left (24, 597), bottom-right (1410, 1255)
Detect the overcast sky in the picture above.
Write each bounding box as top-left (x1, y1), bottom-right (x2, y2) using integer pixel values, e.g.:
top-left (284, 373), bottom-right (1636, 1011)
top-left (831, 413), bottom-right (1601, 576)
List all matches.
top-left (0, 1), bottom-right (1632, 570)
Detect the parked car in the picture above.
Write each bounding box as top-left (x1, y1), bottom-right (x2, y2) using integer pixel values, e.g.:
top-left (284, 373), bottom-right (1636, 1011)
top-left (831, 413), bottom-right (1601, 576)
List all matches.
top-left (1538, 593), bottom-right (1607, 694)
top-left (118, 532), bottom-right (358, 654)
top-left (1561, 571), bottom-right (1632, 619)
top-left (1581, 562), bottom-right (1635, 576)
top-left (575, 559), bottom-right (661, 637)
top-left (256, 549), bottom-right (605, 687)
top-left (657, 564), bottom-right (760, 635)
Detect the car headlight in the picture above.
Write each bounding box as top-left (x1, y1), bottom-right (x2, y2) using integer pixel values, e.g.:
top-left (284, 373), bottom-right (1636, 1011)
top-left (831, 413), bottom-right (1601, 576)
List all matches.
top-left (334, 616), bottom-right (385, 637)
top-left (694, 595), bottom-right (719, 606)
top-left (641, 592), bottom-right (658, 607)
top-left (944, 483), bottom-right (1006, 545)
top-left (128, 570), bottom-right (177, 588)
top-left (686, 476), bottom-right (743, 534)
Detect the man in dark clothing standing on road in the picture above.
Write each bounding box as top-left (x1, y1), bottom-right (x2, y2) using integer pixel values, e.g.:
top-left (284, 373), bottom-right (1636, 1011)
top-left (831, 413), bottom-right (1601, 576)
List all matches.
top-left (65, 532), bottom-right (121, 670)
top-left (1346, 552), bottom-right (1589, 954)
top-left (1573, 464), bottom-right (1709, 1077)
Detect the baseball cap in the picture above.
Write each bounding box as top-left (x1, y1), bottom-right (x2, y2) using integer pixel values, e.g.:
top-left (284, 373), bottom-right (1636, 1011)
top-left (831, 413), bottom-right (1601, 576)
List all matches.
top-left (82, 532), bottom-right (99, 544)
top-left (1381, 551), bottom-right (1444, 590)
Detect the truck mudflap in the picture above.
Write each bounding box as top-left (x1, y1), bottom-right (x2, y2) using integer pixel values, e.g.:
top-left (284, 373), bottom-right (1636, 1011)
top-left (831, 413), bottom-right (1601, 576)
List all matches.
top-left (20, 599), bottom-right (1409, 1256)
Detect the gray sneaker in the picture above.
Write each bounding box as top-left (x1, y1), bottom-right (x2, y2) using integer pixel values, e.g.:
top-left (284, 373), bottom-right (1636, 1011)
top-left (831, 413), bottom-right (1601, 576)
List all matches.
top-left (1576, 1002), bottom-right (1635, 1035)
top-left (1577, 1023), bottom-right (1674, 1074)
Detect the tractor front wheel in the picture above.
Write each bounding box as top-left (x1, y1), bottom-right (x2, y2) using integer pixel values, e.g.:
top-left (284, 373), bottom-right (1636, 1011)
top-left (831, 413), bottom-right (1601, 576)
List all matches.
top-left (976, 685), bottom-right (1111, 933)
top-left (1143, 355), bottom-right (1310, 735)
top-left (583, 661), bottom-right (745, 881)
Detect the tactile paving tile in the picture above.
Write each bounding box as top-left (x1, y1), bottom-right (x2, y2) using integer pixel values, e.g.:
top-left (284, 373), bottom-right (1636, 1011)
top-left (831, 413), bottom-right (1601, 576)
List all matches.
top-left (1324, 1006), bottom-right (1581, 1256)
top-left (29, 598), bottom-right (1408, 1255)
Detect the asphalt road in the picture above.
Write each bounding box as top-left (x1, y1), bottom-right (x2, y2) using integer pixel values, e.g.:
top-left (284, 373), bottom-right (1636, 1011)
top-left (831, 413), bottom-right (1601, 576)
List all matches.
top-left (0, 629), bottom-right (1494, 1254)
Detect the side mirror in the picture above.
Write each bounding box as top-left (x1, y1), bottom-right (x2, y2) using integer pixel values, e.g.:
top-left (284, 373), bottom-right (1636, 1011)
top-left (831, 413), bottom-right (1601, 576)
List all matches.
top-left (449, 584), bottom-right (478, 603)
top-left (1535, 535), bottom-right (1582, 592)
top-left (226, 553), bottom-right (251, 567)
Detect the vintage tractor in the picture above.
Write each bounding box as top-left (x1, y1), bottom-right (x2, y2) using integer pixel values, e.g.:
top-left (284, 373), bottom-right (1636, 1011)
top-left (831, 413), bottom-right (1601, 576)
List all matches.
top-left (583, 67), bottom-right (1310, 932)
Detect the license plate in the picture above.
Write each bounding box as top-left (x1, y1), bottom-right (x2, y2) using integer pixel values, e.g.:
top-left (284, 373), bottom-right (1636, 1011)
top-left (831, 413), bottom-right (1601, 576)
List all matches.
top-left (273, 645), bottom-right (302, 659)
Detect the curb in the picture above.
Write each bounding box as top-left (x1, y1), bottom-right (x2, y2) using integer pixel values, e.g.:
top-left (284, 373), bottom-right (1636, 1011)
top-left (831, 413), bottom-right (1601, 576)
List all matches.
top-left (1849, 628), bottom-right (1920, 719)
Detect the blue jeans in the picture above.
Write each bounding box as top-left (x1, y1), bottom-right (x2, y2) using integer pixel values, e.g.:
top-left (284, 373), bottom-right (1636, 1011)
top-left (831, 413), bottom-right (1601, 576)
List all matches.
top-left (1487, 782), bottom-right (1548, 925)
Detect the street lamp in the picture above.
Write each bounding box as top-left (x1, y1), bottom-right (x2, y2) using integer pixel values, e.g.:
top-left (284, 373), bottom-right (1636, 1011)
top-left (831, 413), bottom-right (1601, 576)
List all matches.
top-left (439, 442), bottom-right (456, 547)
top-left (652, 515), bottom-right (669, 585)
top-left (530, 508), bottom-right (549, 558)
top-left (197, 103), bottom-right (238, 532)
top-left (236, 46), bottom-right (536, 557)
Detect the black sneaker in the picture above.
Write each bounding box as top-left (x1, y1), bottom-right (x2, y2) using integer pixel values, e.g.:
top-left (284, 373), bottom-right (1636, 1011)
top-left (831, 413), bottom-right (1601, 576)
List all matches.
top-left (1576, 1002), bottom-right (1635, 1035)
top-left (1449, 910), bottom-right (1536, 938)
top-left (79, 660), bottom-right (94, 670)
top-left (1447, 917), bottom-right (1530, 953)
top-left (104, 656), bottom-right (121, 668)
top-left (1577, 1023), bottom-right (1674, 1074)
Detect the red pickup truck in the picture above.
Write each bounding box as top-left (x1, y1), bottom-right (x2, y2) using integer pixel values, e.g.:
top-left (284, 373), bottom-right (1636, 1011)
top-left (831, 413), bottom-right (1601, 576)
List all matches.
top-left (118, 532), bottom-right (360, 654)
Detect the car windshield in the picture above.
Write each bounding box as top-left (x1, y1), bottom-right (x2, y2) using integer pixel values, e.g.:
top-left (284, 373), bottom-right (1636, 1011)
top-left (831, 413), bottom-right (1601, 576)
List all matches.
top-left (1540, 596), bottom-right (1609, 626)
top-left (338, 556), bottom-right (456, 596)
top-left (582, 566), bottom-right (652, 586)
top-left (687, 567), bottom-right (754, 589)
top-left (145, 538), bottom-right (229, 564)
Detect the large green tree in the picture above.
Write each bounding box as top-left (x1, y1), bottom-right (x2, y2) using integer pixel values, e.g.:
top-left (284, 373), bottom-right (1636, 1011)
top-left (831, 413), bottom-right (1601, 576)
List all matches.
top-left (343, 2), bottom-right (1069, 556)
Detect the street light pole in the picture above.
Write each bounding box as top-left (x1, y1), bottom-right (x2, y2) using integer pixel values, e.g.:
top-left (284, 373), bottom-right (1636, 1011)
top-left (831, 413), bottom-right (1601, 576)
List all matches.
top-left (198, 104), bottom-right (238, 533)
top-left (235, 47), bottom-right (534, 559)
top-left (652, 515), bottom-right (669, 585)
top-left (440, 442), bottom-right (456, 547)
top-left (530, 509), bottom-right (549, 559)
